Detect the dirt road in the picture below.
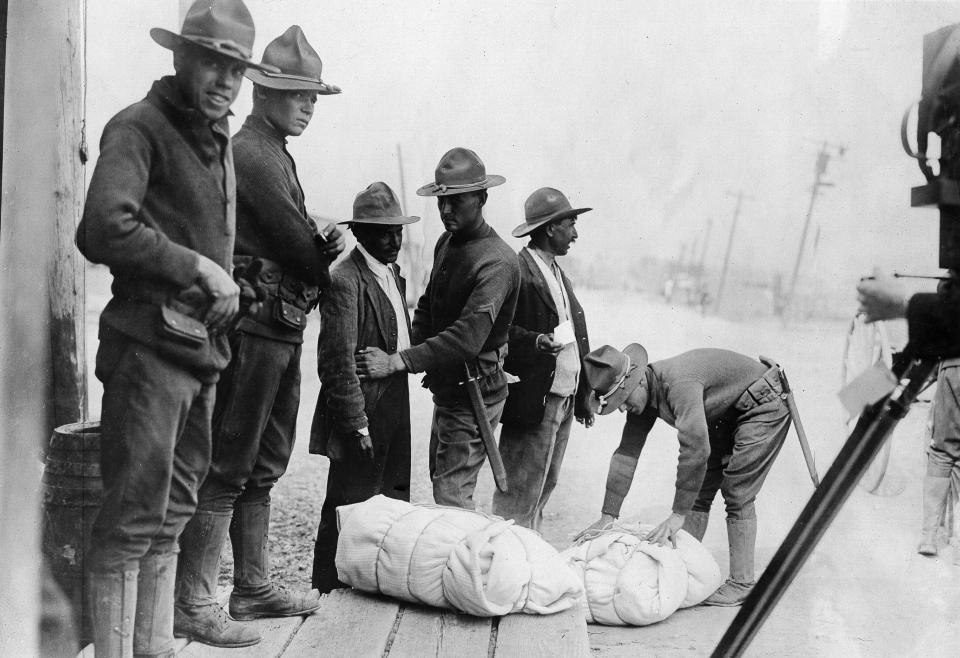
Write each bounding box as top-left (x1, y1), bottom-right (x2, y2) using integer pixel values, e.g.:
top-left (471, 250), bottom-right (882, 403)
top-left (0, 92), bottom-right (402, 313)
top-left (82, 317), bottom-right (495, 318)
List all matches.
top-left (84, 271), bottom-right (958, 656)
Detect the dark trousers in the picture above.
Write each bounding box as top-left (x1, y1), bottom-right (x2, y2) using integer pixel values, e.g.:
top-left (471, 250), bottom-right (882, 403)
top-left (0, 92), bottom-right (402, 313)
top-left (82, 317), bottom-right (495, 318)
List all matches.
top-left (89, 336), bottom-right (215, 572)
top-left (429, 398), bottom-right (506, 509)
top-left (197, 331), bottom-right (301, 511)
top-left (692, 369), bottom-right (791, 521)
top-left (493, 394), bottom-right (574, 530)
top-left (312, 378), bottom-right (411, 593)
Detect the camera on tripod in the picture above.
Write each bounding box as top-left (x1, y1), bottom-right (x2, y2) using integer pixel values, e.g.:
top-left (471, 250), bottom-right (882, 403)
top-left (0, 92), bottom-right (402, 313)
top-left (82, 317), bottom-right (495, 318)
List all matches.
top-left (905, 22), bottom-right (960, 271)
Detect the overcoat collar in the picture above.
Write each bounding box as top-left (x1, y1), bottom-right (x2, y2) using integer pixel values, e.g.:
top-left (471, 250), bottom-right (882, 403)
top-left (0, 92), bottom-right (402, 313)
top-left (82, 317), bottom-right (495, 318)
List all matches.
top-left (520, 246), bottom-right (559, 316)
top-left (349, 247), bottom-right (408, 345)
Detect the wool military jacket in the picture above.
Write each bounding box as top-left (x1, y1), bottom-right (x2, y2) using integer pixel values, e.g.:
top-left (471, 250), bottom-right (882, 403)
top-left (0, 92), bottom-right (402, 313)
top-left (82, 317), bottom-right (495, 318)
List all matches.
top-left (610, 349), bottom-right (769, 515)
top-left (501, 247), bottom-right (591, 427)
top-left (400, 222), bottom-right (520, 403)
top-left (311, 248), bottom-right (411, 454)
top-left (76, 76), bottom-right (235, 377)
top-left (231, 114), bottom-right (331, 344)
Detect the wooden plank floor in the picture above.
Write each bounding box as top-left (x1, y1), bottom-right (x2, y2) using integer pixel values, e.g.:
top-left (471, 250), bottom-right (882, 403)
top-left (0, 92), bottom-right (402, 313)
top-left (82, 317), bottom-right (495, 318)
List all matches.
top-left (79, 589), bottom-right (589, 657)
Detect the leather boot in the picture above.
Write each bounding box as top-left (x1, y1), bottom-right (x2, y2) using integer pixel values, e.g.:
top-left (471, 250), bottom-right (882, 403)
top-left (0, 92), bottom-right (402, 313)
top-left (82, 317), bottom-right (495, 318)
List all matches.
top-left (683, 510), bottom-right (710, 542)
top-left (174, 511), bottom-right (260, 648)
top-left (702, 517), bottom-right (756, 606)
top-left (88, 569), bottom-right (137, 658)
top-left (133, 553), bottom-right (177, 658)
top-left (228, 501), bottom-right (321, 620)
top-left (918, 475), bottom-right (950, 556)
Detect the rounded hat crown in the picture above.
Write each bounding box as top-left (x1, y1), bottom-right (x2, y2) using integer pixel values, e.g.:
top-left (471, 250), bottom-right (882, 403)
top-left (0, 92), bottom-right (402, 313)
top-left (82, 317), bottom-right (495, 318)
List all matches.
top-left (583, 345), bottom-right (632, 394)
top-left (436, 148), bottom-right (487, 187)
top-left (525, 187), bottom-right (573, 221)
top-left (417, 147), bottom-right (505, 196)
top-left (345, 182), bottom-right (420, 225)
top-left (181, 0), bottom-right (256, 58)
top-left (354, 182), bottom-right (403, 220)
top-left (245, 25), bottom-right (340, 92)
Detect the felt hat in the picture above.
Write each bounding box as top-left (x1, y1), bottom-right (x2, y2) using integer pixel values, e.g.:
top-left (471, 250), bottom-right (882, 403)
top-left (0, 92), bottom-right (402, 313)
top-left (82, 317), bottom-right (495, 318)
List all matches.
top-left (416, 147), bottom-right (505, 197)
top-left (583, 344), bottom-right (649, 415)
top-left (512, 187), bottom-right (592, 238)
top-left (245, 25), bottom-right (341, 94)
top-left (341, 182), bottom-right (420, 225)
top-left (150, 0), bottom-right (279, 74)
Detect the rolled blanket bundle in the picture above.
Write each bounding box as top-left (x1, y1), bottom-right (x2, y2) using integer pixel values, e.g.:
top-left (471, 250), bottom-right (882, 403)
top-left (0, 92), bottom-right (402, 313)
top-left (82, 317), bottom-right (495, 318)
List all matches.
top-left (561, 520), bottom-right (721, 625)
top-left (335, 495), bottom-right (584, 616)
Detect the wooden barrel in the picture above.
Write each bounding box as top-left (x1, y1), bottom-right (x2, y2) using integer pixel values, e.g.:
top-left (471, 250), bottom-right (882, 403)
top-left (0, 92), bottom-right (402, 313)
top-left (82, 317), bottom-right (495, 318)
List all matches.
top-left (42, 420), bottom-right (102, 644)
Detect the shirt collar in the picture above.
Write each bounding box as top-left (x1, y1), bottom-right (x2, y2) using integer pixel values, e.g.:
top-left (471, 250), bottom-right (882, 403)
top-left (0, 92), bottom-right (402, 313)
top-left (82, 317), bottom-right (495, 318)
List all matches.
top-left (241, 113), bottom-right (288, 146)
top-left (357, 243), bottom-right (393, 278)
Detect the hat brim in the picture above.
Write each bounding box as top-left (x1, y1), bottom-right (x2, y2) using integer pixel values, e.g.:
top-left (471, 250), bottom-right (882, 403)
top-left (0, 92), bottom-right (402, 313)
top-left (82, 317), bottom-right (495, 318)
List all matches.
top-left (511, 207), bottom-right (592, 238)
top-left (415, 175), bottom-right (506, 197)
top-left (339, 215), bottom-right (421, 226)
top-left (591, 343), bottom-right (649, 416)
top-left (244, 68), bottom-right (341, 94)
top-left (150, 28), bottom-right (280, 74)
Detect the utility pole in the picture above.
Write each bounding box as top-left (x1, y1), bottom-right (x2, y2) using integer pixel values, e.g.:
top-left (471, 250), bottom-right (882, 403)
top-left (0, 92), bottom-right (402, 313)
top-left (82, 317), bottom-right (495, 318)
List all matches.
top-left (782, 141), bottom-right (845, 315)
top-left (695, 217), bottom-right (713, 296)
top-left (713, 191), bottom-right (750, 313)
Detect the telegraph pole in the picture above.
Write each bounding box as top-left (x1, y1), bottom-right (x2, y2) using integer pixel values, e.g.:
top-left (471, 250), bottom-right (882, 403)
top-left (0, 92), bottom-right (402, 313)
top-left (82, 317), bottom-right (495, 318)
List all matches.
top-left (713, 191), bottom-right (750, 313)
top-left (782, 141), bottom-right (845, 315)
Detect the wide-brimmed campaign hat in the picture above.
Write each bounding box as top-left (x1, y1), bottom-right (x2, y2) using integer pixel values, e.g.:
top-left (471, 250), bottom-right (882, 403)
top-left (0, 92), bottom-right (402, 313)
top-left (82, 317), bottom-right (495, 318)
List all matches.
top-left (150, 0), bottom-right (279, 74)
top-left (340, 182), bottom-right (420, 226)
top-left (512, 187), bottom-right (592, 238)
top-left (244, 25), bottom-right (341, 94)
top-left (583, 344), bottom-right (649, 415)
top-left (416, 147), bottom-right (505, 197)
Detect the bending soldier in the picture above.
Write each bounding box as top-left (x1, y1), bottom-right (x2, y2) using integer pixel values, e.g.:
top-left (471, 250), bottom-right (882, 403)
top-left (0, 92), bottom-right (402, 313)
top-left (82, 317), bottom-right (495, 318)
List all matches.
top-left (578, 345), bottom-right (792, 607)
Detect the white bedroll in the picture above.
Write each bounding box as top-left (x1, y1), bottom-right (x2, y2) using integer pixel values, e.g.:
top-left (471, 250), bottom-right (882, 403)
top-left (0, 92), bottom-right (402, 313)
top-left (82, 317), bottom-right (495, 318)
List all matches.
top-left (561, 520), bottom-right (722, 626)
top-left (335, 495), bottom-right (584, 616)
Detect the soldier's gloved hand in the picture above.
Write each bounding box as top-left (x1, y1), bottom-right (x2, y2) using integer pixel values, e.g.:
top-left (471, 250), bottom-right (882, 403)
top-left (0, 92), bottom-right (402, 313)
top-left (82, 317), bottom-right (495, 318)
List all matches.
top-left (196, 254), bottom-right (240, 331)
top-left (316, 222), bottom-right (346, 260)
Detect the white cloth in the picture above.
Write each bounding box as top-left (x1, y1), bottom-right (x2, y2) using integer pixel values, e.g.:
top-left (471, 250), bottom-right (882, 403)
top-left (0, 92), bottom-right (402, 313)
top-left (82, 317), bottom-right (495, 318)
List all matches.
top-left (560, 520), bottom-right (721, 625)
top-left (334, 495), bottom-right (584, 616)
top-left (527, 247), bottom-right (580, 396)
top-left (357, 243), bottom-right (410, 351)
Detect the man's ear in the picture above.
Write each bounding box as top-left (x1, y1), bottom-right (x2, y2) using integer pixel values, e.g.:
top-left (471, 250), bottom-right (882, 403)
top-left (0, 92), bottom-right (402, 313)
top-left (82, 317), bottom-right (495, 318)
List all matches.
top-left (478, 190), bottom-right (488, 208)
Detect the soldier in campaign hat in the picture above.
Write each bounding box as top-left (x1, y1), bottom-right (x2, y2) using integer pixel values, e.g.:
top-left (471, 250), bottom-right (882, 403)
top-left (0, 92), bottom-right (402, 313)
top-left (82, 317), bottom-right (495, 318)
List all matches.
top-left (310, 182), bottom-right (419, 593)
top-left (173, 25), bottom-right (346, 648)
top-left (356, 148), bottom-right (520, 510)
top-left (75, 1), bottom-right (271, 655)
top-left (576, 344), bottom-right (793, 607)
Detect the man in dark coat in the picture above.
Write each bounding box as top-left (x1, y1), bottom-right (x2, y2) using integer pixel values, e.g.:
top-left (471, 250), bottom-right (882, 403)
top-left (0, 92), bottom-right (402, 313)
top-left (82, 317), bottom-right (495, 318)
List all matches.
top-left (173, 26), bottom-right (345, 648)
top-left (494, 188), bottom-right (593, 530)
top-left (577, 345), bottom-right (792, 607)
top-left (356, 147), bottom-right (520, 509)
top-left (309, 182), bottom-right (419, 593)
top-left (74, 2), bottom-right (272, 655)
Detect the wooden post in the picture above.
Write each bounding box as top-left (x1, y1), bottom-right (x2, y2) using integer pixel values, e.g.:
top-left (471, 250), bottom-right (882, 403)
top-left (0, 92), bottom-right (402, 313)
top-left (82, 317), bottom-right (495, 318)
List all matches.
top-left (0, 1), bottom-right (86, 655)
top-left (713, 190), bottom-right (749, 313)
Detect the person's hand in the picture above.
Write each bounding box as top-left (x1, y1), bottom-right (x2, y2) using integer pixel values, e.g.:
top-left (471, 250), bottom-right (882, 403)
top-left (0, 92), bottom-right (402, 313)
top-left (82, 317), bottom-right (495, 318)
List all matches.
top-left (317, 222), bottom-right (346, 259)
top-left (536, 333), bottom-right (564, 354)
top-left (356, 346), bottom-right (405, 380)
top-left (643, 512), bottom-right (685, 548)
top-left (356, 430), bottom-right (374, 461)
top-left (573, 513), bottom-right (617, 543)
top-left (195, 254), bottom-right (240, 331)
top-left (856, 267), bottom-right (909, 323)
top-left (576, 410), bottom-right (595, 428)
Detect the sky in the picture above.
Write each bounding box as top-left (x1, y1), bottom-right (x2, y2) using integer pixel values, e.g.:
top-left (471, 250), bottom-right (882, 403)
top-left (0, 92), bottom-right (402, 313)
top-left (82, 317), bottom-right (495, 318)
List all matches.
top-left (85, 0), bottom-right (960, 300)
